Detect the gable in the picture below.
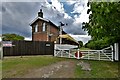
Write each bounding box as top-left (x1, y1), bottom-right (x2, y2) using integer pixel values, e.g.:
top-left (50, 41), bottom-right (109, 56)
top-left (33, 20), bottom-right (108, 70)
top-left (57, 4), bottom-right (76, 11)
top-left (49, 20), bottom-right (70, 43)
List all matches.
top-left (29, 17), bottom-right (49, 26)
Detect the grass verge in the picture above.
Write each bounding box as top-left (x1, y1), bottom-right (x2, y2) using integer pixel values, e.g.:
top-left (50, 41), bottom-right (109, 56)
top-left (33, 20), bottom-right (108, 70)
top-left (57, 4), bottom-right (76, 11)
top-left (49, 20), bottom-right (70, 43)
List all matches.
top-left (2, 56), bottom-right (119, 78)
top-left (2, 55), bottom-right (66, 78)
top-left (75, 60), bottom-right (118, 78)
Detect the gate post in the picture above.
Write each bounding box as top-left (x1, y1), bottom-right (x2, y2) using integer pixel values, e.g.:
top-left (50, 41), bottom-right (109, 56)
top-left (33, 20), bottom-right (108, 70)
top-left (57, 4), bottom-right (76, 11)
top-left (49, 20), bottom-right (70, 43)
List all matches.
top-left (77, 49), bottom-right (80, 59)
top-left (114, 43), bottom-right (119, 61)
top-left (0, 41), bottom-right (3, 60)
top-left (110, 45), bottom-right (114, 61)
top-left (98, 51), bottom-right (100, 61)
top-left (88, 51), bottom-right (89, 60)
top-left (68, 50), bottom-right (70, 58)
top-left (0, 47), bottom-right (3, 60)
top-left (54, 44), bottom-right (56, 56)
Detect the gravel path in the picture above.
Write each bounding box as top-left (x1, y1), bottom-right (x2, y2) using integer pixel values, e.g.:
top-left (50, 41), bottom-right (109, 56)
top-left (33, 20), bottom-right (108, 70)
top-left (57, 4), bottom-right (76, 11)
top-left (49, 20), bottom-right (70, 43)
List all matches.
top-left (77, 61), bottom-right (91, 71)
top-left (22, 61), bottom-right (76, 78)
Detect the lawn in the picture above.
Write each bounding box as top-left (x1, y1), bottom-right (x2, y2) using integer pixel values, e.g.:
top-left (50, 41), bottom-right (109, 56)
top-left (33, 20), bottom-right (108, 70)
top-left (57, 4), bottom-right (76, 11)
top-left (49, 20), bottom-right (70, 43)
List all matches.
top-left (2, 56), bottom-right (67, 78)
top-left (75, 60), bottom-right (119, 78)
top-left (0, 60), bottom-right (2, 79)
top-left (2, 56), bottom-right (119, 78)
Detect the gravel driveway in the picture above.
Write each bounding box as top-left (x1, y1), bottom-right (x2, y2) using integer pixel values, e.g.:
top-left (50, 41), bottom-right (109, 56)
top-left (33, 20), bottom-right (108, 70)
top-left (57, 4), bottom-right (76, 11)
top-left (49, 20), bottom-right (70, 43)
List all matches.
top-left (22, 61), bottom-right (76, 78)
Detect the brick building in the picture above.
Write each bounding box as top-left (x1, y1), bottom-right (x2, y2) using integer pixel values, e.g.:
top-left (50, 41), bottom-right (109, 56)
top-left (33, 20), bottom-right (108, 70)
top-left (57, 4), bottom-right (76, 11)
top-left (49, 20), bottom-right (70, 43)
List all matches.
top-left (30, 9), bottom-right (60, 42)
top-left (30, 9), bottom-right (79, 45)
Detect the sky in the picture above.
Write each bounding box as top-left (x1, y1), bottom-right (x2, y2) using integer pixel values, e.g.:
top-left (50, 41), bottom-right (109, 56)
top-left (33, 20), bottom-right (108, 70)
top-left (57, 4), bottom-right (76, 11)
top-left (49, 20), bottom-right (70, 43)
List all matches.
top-left (1, 0), bottom-right (91, 44)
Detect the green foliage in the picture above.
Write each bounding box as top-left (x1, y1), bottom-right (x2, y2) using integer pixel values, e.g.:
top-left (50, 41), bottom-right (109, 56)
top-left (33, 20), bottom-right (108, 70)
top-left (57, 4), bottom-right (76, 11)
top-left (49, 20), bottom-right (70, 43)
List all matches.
top-left (85, 37), bottom-right (114, 50)
top-left (2, 33), bottom-right (24, 41)
top-left (80, 47), bottom-right (91, 50)
top-left (83, 2), bottom-right (120, 49)
top-left (78, 41), bottom-right (83, 47)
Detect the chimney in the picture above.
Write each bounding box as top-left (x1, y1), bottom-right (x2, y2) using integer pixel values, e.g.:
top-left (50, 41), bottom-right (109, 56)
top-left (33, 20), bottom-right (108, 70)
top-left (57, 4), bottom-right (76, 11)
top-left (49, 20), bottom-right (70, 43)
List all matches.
top-left (38, 9), bottom-right (43, 18)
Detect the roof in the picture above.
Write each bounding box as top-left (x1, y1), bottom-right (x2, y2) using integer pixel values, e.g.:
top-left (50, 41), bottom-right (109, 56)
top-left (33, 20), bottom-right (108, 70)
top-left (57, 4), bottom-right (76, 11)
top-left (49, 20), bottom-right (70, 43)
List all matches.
top-left (29, 17), bottom-right (49, 26)
top-left (59, 34), bottom-right (79, 44)
top-left (29, 17), bottom-right (67, 33)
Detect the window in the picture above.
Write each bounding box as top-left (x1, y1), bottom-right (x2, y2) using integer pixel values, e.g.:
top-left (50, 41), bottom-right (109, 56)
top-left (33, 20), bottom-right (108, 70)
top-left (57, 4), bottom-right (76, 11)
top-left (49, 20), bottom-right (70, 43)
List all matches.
top-left (42, 22), bottom-right (46, 31)
top-left (35, 23), bottom-right (38, 32)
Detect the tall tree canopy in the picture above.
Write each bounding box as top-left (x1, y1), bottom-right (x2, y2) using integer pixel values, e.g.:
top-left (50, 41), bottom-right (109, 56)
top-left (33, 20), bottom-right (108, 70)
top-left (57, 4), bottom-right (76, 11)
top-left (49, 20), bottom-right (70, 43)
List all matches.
top-left (2, 33), bottom-right (24, 41)
top-left (82, 2), bottom-right (120, 44)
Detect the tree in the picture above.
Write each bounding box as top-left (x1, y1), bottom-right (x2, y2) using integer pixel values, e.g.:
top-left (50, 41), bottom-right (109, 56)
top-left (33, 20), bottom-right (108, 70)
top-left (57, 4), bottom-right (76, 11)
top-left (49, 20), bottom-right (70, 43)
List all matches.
top-left (2, 33), bottom-right (24, 41)
top-left (78, 41), bottom-right (83, 47)
top-left (82, 2), bottom-right (120, 46)
top-left (85, 37), bottom-right (111, 50)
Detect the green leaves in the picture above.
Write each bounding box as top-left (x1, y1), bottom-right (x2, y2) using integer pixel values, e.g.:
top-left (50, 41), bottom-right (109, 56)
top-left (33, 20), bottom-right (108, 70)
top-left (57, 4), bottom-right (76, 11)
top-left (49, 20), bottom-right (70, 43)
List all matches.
top-left (86, 2), bottom-right (120, 38)
top-left (83, 2), bottom-right (120, 49)
top-left (2, 33), bottom-right (24, 41)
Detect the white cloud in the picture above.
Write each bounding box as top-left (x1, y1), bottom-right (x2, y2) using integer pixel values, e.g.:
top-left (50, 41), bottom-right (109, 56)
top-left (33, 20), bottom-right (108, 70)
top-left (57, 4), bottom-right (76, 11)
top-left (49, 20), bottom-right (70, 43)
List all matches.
top-left (74, 7), bottom-right (89, 23)
top-left (69, 34), bottom-right (91, 45)
top-left (71, 0), bottom-right (89, 23)
top-left (2, 0), bottom-right (90, 39)
top-left (64, 13), bottom-right (71, 19)
top-left (66, 0), bottom-right (76, 5)
top-left (51, 0), bottom-right (64, 13)
top-left (0, 2), bottom-right (2, 30)
top-left (71, 3), bottom-right (84, 13)
top-left (71, 0), bottom-right (89, 24)
top-left (25, 37), bottom-right (32, 41)
top-left (36, 0), bottom-right (88, 35)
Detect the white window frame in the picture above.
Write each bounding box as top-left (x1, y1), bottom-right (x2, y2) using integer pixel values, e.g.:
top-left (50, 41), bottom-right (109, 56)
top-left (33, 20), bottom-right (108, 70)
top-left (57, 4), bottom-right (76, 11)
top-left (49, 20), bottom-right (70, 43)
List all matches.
top-left (42, 22), bottom-right (46, 32)
top-left (35, 23), bottom-right (38, 32)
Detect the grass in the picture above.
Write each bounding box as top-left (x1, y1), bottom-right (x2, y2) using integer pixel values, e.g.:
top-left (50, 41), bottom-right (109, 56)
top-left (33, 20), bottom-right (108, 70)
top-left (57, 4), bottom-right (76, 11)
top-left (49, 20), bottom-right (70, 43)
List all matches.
top-left (2, 56), bottom-right (119, 78)
top-left (2, 55), bottom-right (67, 78)
top-left (90, 60), bottom-right (118, 78)
top-left (0, 60), bottom-right (2, 79)
top-left (80, 47), bottom-right (91, 50)
top-left (75, 60), bottom-right (119, 78)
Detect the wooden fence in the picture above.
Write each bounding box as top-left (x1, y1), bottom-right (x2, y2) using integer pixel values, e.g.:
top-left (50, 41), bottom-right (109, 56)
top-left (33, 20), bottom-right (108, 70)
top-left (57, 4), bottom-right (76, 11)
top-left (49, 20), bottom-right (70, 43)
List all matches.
top-left (3, 41), bottom-right (54, 56)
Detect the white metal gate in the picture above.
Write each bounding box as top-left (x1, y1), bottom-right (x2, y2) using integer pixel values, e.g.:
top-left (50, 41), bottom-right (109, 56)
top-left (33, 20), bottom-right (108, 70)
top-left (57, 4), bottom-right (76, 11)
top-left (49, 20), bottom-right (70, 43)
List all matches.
top-left (80, 46), bottom-right (113, 61)
top-left (54, 44), bottom-right (113, 61)
top-left (54, 44), bottom-right (78, 58)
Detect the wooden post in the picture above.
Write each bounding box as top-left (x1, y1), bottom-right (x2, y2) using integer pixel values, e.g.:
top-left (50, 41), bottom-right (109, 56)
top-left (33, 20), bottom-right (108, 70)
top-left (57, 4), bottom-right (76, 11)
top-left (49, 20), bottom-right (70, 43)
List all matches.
top-left (0, 41), bottom-right (3, 60)
top-left (54, 43), bottom-right (56, 57)
top-left (98, 51), bottom-right (100, 61)
top-left (77, 49), bottom-right (80, 59)
top-left (61, 50), bottom-right (62, 57)
top-left (88, 51), bottom-right (89, 60)
top-left (0, 47), bottom-right (3, 60)
top-left (68, 50), bottom-right (70, 58)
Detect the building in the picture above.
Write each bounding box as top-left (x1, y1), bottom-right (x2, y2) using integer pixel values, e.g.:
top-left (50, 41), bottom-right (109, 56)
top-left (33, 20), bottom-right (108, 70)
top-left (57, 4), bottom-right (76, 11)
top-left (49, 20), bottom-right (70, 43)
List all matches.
top-left (30, 9), bottom-right (79, 45)
top-left (30, 9), bottom-right (59, 42)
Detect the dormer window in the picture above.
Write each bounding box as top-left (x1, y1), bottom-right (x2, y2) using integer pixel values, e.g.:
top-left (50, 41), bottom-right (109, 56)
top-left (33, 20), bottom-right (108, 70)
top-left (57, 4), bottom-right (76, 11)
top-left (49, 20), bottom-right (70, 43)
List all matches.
top-left (35, 23), bottom-right (38, 32)
top-left (42, 22), bottom-right (46, 31)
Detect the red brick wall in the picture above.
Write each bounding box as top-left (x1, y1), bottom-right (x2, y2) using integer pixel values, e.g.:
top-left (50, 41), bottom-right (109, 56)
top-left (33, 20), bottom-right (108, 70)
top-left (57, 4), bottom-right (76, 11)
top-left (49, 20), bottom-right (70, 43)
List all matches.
top-left (33, 32), bottom-right (47, 41)
top-left (32, 19), bottom-right (59, 42)
top-left (49, 24), bottom-right (59, 41)
top-left (38, 20), bottom-right (43, 32)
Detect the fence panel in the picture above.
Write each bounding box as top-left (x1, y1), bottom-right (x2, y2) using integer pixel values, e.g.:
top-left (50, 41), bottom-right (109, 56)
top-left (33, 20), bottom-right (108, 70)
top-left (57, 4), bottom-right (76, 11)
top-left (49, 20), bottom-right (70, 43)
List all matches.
top-left (3, 41), bottom-right (54, 56)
